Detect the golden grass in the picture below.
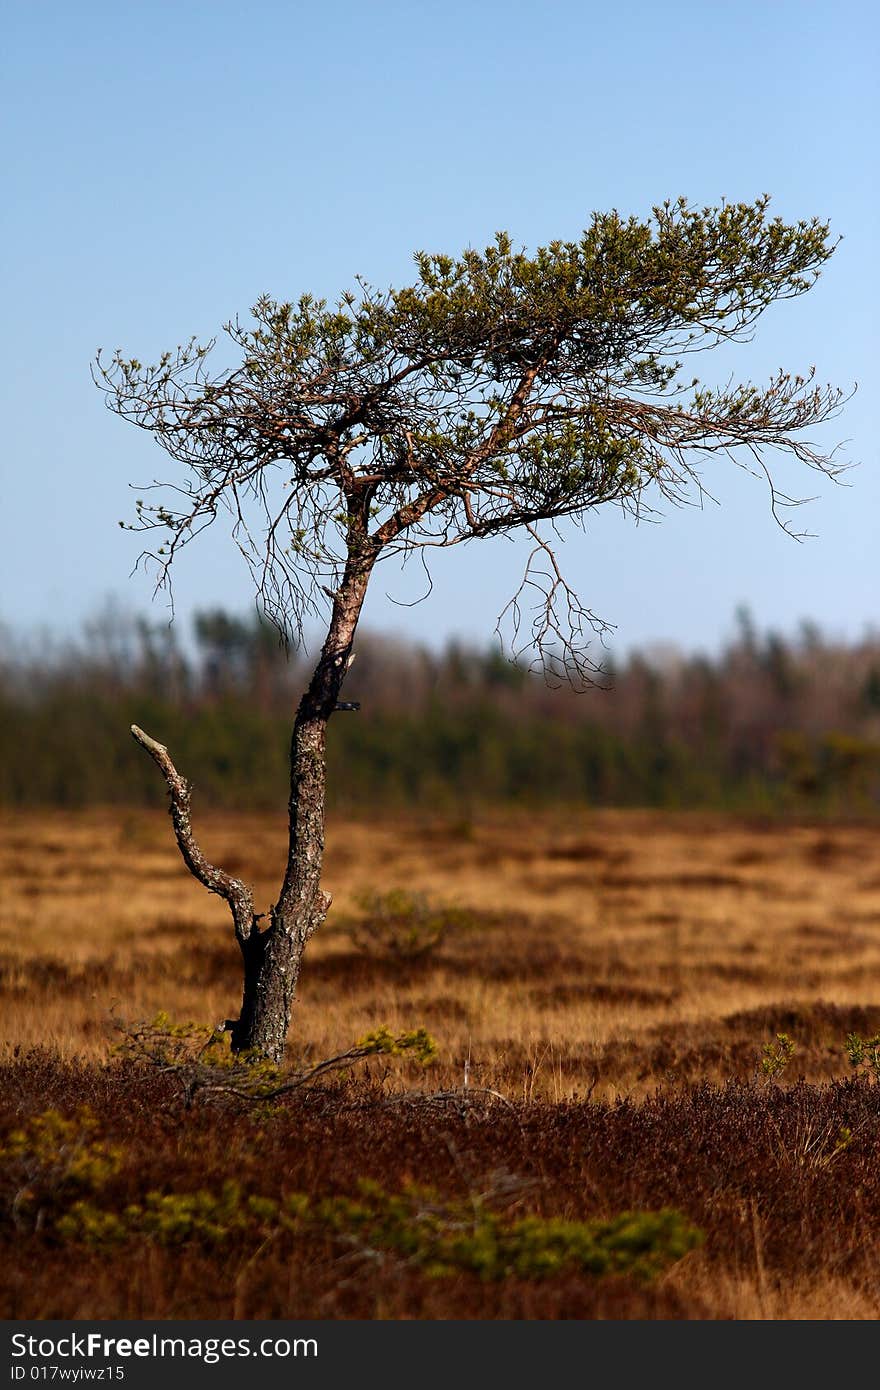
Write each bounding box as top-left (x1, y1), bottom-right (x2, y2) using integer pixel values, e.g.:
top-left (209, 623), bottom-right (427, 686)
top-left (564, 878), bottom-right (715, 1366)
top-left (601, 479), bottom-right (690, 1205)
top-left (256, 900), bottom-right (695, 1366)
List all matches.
top-left (5, 804), bottom-right (880, 1320)
top-left (3, 806), bottom-right (879, 1099)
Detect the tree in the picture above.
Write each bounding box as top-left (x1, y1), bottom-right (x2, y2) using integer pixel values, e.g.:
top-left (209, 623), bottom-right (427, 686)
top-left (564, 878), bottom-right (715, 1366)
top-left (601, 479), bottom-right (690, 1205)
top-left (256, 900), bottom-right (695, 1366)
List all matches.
top-left (96, 197), bottom-right (849, 1061)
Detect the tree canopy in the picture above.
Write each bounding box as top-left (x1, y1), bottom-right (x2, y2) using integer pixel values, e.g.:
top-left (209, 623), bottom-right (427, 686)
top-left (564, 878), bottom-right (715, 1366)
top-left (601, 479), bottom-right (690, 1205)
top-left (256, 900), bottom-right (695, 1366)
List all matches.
top-left (97, 197), bottom-right (848, 684)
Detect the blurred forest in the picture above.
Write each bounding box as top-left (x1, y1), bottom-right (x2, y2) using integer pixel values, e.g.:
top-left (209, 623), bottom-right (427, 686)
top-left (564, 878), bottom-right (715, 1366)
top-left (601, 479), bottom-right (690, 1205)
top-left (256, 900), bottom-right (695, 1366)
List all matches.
top-left (1, 606), bottom-right (879, 814)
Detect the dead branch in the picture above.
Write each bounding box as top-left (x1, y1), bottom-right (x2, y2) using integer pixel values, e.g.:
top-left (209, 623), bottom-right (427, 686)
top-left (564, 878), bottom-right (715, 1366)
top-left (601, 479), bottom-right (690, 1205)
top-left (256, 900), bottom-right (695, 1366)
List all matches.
top-left (130, 724), bottom-right (256, 941)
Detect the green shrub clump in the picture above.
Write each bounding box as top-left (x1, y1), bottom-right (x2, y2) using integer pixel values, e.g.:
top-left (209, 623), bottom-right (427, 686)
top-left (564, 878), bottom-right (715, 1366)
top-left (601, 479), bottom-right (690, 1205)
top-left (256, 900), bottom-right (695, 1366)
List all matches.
top-left (845, 1032), bottom-right (880, 1080)
top-left (0, 1108), bottom-right (124, 1231)
top-left (57, 1183), bottom-right (281, 1248)
top-left (350, 890), bottom-right (473, 960)
top-left (31, 1151), bottom-right (700, 1281)
top-left (309, 1181), bottom-right (702, 1281)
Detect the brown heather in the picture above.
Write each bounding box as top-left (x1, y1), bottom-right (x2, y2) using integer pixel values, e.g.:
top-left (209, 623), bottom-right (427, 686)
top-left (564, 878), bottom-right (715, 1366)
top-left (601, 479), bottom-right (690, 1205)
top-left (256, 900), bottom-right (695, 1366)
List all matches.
top-left (3, 806), bottom-right (880, 1319)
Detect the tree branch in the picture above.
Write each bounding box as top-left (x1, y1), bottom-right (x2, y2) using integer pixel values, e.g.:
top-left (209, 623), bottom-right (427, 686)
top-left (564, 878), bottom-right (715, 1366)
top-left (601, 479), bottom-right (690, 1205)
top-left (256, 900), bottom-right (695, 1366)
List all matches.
top-left (371, 364), bottom-right (542, 548)
top-left (130, 724), bottom-right (256, 941)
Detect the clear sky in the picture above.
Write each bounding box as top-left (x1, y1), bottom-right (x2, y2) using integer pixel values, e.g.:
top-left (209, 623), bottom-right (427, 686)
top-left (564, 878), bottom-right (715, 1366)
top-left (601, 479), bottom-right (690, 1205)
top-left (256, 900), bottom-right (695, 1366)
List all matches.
top-left (2, 0), bottom-right (877, 663)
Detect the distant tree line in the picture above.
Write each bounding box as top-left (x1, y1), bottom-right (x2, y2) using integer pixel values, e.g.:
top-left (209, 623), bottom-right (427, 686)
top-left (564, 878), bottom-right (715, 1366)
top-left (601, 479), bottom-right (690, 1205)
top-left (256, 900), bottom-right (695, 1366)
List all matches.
top-left (1, 606), bottom-right (878, 814)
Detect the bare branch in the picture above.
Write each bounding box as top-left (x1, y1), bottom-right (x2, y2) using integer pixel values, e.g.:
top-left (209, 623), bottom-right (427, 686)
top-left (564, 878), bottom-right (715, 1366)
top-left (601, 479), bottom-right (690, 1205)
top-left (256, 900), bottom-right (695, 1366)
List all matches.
top-left (130, 724), bottom-right (256, 942)
top-left (495, 524), bottom-right (614, 690)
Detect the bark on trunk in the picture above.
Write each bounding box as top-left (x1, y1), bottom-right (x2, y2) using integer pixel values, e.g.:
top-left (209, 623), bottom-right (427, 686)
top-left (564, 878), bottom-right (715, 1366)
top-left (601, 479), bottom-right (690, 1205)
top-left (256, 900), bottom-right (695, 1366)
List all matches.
top-left (132, 513), bottom-right (377, 1066)
top-left (229, 926), bottom-right (300, 1062)
top-left (230, 542), bottom-right (375, 1061)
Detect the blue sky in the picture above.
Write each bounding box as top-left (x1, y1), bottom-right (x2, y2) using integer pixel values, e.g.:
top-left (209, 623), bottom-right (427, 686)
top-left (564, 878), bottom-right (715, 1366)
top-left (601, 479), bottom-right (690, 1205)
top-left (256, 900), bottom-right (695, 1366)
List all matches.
top-left (2, 0), bottom-right (877, 662)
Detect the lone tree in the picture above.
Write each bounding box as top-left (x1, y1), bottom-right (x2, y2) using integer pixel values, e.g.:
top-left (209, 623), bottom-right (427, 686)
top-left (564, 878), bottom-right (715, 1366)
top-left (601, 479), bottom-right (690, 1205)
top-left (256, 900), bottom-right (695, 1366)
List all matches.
top-left (97, 197), bottom-right (849, 1061)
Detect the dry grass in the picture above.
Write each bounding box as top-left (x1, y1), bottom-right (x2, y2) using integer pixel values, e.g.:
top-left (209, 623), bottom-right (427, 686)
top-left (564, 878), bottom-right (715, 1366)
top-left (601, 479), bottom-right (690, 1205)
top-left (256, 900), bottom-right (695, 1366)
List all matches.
top-left (3, 807), bottom-right (879, 1095)
top-left (3, 806), bottom-right (880, 1319)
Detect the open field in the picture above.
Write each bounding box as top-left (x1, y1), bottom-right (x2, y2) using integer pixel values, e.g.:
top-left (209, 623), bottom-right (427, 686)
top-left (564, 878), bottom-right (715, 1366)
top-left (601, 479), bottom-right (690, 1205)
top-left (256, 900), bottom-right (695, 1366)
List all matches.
top-left (3, 806), bottom-right (880, 1318)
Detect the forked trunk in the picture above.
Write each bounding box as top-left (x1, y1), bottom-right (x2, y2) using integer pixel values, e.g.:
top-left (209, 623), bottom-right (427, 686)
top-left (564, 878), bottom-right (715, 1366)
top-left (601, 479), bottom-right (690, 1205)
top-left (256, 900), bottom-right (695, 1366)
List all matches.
top-left (229, 920), bottom-right (302, 1062)
top-left (130, 522), bottom-right (375, 1061)
top-left (230, 548), bottom-right (374, 1061)
top-left (132, 534), bottom-right (375, 1065)
top-left (228, 714), bottom-right (330, 1061)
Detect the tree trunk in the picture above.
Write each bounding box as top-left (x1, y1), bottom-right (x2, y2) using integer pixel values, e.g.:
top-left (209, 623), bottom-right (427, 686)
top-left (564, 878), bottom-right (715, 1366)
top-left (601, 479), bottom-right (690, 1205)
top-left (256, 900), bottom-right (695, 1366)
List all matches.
top-left (230, 545), bottom-right (374, 1061)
